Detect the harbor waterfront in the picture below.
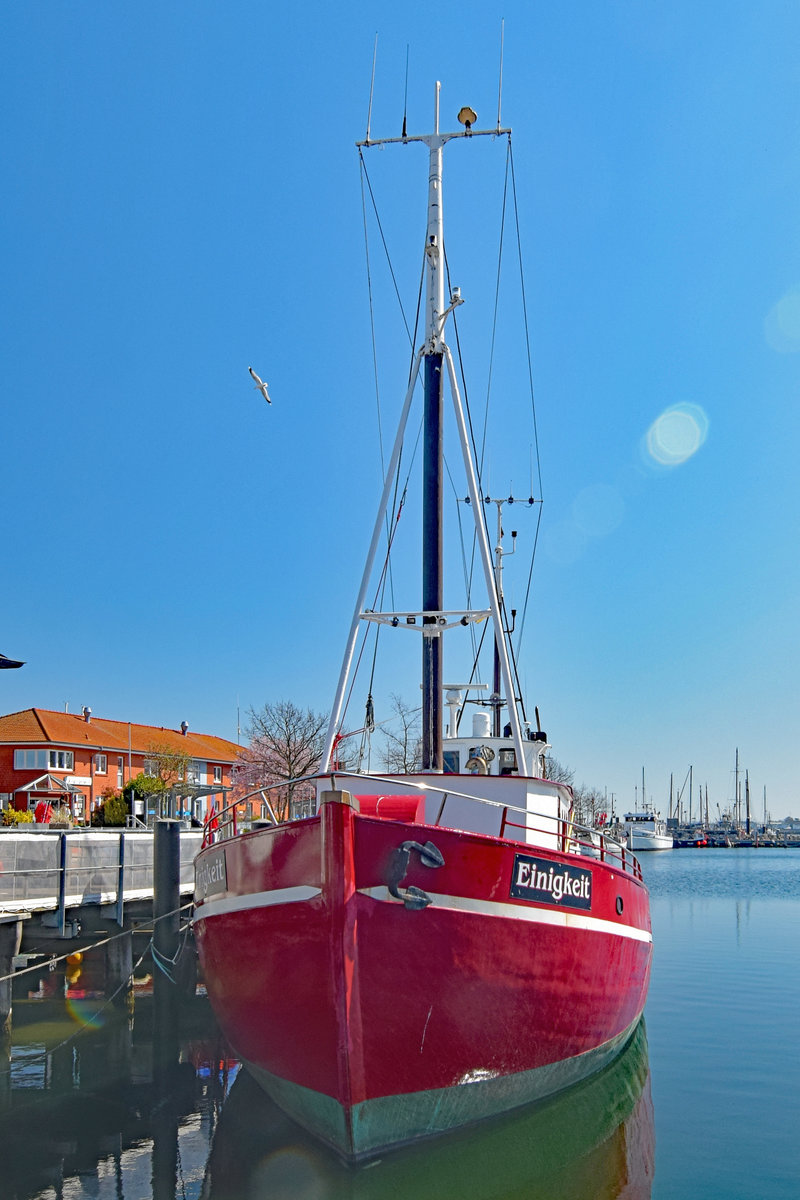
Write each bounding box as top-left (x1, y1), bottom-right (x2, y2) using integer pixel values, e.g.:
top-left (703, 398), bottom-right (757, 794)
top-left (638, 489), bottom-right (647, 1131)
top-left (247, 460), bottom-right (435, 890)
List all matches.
top-left (1, 847), bottom-right (798, 1198)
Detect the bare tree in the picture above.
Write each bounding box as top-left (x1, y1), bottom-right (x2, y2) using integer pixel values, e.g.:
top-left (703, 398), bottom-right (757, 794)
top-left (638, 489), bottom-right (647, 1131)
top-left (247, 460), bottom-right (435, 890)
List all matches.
top-left (572, 783), bottom-right (607, 829)
top-left (543, 754), bottom-right (575, 786)
top-left (144, 741), bottom-right (193, 792)
top-left (382, 694), bottom-right (422, 773)
top-left (542, 757), bottom-right (609, 829)
top-left (237, 700), bottom-right (329, 821)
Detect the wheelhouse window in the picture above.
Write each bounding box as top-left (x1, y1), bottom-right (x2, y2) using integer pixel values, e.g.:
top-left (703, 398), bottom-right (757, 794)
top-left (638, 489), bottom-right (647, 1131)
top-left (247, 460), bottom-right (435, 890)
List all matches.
top-left (443, 750), bottom-right (460, 774)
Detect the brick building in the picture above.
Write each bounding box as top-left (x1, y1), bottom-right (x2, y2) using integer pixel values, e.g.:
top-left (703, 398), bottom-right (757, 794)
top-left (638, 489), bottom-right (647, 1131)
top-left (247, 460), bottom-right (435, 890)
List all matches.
top-left (0, 707), bottom-right (240, 824)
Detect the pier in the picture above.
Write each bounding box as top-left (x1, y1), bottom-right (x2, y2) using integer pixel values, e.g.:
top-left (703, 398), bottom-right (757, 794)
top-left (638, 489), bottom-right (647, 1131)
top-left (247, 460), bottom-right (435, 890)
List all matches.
top-left (0, 824), bottom-right (201, 1033)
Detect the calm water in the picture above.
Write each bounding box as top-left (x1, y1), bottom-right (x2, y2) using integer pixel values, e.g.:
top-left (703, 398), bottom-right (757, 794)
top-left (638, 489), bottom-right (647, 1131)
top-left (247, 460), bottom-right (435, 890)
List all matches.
top-left (2, 848), bottom-right (798, 1199)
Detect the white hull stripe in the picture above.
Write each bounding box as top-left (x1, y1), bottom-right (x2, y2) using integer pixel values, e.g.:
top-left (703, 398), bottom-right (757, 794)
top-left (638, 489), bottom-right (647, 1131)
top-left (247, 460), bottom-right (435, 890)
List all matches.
top-left (196, 885), bottom-right (321, 920)
top-left (358, 886), bottom-right (653, 944)
top-left (196, 882), bottom-right (651, 944)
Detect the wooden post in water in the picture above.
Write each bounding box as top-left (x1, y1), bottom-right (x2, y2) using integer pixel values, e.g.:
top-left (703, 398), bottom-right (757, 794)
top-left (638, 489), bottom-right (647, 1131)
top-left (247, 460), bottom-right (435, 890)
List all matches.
top-left (105, 931), bottom-right (134, 1009)
top-left (0, 915), bottom-right (26, 1038)
top-left (153, 819), bottom-right (180, 1076)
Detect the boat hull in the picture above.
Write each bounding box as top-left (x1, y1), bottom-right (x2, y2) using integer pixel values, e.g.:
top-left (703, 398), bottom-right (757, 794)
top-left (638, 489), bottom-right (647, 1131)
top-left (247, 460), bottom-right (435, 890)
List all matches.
top-left (627, 831), bottom-right (673, 851)
top-left (194, 796), bottom-right (652, 1160)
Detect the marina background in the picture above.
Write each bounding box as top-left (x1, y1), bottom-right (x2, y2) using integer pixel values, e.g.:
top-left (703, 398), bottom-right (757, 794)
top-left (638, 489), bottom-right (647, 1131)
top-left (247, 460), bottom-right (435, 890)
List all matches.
top-left (3, 847), bottom-right (798, 1199)
top-left (3, 2), bottom-right (800, 813)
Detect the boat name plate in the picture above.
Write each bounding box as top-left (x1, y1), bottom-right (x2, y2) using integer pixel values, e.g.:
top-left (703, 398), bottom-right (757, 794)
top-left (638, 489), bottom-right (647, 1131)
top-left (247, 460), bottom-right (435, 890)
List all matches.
top-left (195, 847), bottom-right (228, 902)
top-left (510, 854), bottom-right (592, 911)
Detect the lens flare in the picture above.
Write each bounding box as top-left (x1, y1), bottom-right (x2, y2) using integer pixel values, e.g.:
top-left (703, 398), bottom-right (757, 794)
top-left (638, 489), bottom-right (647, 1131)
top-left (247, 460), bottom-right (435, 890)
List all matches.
top-left (542, 519), bottom-right (588, 566)
top-left (764, 287), bottom-right (800, 352)
top-left (644, 403), bottom-right (709, 467)
top-left (65, 996), bottom-right (107, 1029)
top-left (250, 1148), bottom-right (325, 1199)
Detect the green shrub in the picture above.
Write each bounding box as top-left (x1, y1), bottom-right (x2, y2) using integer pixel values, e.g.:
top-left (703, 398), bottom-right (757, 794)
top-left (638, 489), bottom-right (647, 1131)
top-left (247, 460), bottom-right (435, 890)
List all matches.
top-left (101, 793), bottom-right (129, 827)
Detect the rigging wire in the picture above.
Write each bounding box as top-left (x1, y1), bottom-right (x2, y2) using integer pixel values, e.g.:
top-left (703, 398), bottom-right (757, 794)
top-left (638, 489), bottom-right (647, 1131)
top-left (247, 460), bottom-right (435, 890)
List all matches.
top-left (442, 131), bottom-right (544, 725)
top-left (353, 130), bottom-right (543, 742)
top-left (358, 150), bottom-right (415, 350)
top-left (350, 150), bottom-right (428, 750)
top-left (359, 151), bottom-right (425, 626)
top-left (360, 154), bottom-right (387, 481)
top-left (479, 137), bottom-right (512, 470)
top-left (508, 138), bottom-right (545, 647)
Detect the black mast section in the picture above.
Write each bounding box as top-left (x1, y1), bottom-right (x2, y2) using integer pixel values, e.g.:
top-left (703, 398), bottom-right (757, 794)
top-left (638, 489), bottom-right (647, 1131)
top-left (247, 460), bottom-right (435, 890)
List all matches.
top-left (422, 353), bottom-right (444, 770)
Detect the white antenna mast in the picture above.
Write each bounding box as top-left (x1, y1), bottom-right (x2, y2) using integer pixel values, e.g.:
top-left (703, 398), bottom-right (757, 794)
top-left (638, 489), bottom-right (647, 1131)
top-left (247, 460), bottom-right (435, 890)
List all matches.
top-left (496, 19), bottom-right (505, 132)
top-left (366, 34), bottom-right (378, 143)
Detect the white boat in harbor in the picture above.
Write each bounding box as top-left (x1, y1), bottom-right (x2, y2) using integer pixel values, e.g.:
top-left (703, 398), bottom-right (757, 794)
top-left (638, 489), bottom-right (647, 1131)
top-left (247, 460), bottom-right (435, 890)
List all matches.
top-left (623, 810), bottom-right (674, 852)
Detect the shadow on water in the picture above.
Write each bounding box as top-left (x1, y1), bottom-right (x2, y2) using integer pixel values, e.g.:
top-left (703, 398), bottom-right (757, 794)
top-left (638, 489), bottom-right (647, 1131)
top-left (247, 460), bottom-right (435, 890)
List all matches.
top-left (205, 1020), bottom-right (654, 1200)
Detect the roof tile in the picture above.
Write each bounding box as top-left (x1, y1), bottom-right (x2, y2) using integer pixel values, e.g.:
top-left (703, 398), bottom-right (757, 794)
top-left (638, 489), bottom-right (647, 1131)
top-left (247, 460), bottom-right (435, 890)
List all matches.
top-left (0, 708), bottom-right (240, 762)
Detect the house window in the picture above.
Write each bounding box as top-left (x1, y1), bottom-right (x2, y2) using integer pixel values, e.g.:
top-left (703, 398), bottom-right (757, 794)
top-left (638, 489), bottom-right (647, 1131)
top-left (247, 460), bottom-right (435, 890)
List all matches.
top-left (14, 749), bottom-right (48, 770)
top-left (94, 754), bottom-right (107, 774)
top-left (144, 758), bottom-right (157, 778)
top-left (213, 765), bottom-right (223, 785)
top-left (187, 760), bottom-right (203, 786)
top-left (117, 756), bottom-right (124, 787)
top-left (48, 750), bottom-right (74, 771)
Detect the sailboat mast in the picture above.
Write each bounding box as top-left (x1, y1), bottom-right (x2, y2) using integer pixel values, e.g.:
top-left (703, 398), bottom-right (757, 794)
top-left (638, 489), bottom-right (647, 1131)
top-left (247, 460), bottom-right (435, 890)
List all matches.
top-left (745, 770), bottom-right (751, 835)
top-left (421, 84), bottom-right (446, 771)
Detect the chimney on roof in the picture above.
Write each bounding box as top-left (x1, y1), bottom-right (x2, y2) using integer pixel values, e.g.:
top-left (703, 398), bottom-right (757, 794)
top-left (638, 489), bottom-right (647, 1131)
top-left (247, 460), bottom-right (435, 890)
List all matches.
top-left (181, 721), bottom-right (189, 736)
top-left (83, 706), bottom-right (92, 723)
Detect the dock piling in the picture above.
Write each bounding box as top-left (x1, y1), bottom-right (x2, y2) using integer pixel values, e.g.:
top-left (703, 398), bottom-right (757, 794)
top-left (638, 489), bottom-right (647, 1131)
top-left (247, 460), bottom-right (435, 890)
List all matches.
top-left (152, 820), bottom-right (180, 1075)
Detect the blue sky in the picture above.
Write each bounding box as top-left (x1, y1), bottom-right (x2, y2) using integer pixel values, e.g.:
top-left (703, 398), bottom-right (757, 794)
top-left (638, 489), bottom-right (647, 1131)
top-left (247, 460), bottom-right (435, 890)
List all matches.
top-left (3, 2), bottom-right (799, 818)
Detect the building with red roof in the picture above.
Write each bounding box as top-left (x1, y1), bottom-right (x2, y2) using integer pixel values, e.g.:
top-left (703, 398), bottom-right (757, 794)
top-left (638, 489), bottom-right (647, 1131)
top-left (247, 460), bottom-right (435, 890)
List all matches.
top-left (0, 707), bottom-right (240, 824)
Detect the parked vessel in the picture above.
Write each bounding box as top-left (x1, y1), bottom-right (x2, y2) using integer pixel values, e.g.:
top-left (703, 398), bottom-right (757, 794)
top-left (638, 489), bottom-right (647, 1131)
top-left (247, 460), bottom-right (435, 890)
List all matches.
top-left (193, 82), bottom-right (653, 1162)
top-left (623, 810), bottom-right (674, 852)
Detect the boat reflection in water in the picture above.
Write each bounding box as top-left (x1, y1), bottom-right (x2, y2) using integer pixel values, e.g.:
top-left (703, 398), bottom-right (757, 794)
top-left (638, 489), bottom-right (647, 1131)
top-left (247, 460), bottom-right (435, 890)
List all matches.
top-left (205, 1019), bottom-right (653, 1200)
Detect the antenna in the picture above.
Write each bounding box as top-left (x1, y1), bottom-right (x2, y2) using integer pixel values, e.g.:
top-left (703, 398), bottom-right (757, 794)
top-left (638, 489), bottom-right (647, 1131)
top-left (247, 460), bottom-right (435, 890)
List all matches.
top-left (402, 44), bottom-right (409, 138)
top-left (366, 34), bottom-right (378, 143)
top-left (496, 18), bottom-right (505, 132)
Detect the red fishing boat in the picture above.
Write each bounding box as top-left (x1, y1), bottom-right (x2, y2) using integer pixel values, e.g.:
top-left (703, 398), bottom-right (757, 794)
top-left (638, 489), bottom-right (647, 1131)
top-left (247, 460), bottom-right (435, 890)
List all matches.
top-left (194, 81), bottom-right (653, 1162)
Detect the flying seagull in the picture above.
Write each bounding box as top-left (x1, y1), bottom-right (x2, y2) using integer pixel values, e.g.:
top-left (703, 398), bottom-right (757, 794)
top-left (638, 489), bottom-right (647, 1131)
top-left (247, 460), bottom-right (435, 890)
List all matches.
top-left (248, 366), bottom-right (271, 404)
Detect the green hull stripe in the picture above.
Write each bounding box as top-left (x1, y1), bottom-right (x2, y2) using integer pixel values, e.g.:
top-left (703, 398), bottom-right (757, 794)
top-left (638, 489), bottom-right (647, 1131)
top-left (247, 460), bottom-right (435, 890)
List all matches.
top-left (244, 1018), bottom-right (640, 1161)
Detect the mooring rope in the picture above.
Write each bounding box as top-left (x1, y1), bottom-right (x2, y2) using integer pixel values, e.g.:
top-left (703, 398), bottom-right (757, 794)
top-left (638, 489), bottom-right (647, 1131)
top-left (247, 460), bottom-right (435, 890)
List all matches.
top-left (0, 899), bottom-right (194, 986)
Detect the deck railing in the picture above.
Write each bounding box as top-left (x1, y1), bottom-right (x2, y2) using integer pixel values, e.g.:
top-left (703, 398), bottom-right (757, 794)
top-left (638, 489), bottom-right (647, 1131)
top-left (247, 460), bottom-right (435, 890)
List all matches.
top-left (201, 775), bottom-right (643, 883)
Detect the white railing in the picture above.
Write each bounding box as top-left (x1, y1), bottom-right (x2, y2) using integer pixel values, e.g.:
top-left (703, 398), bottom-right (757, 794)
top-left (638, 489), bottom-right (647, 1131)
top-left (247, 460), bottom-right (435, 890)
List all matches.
top-left (199, 775), bottom-right (643, 883)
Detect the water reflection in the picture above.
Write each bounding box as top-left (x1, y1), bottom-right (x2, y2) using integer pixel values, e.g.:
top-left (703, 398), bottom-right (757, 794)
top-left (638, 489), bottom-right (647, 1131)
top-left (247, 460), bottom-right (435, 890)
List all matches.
top-left (205, 1020), bottom-right (653, 1200)
top-left (3, 949), bottom-right (652, 1200)
top-left (3, 962), bottom-right (230, 1200)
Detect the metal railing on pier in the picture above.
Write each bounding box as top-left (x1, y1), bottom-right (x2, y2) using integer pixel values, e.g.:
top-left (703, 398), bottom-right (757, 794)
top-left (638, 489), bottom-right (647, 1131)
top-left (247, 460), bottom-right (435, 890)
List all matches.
top-left (0, 828), bottom-right (203, 930)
